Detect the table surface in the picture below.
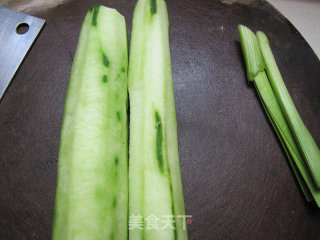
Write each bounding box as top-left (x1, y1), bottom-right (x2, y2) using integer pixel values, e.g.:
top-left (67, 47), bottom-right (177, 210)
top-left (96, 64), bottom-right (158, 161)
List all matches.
top-left (267, 0), bottom-right (320, 60)
top-left (0, 0), bottom-right (320, 239)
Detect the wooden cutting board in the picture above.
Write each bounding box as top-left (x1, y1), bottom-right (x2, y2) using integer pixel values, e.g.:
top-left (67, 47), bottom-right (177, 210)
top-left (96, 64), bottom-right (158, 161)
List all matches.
top-left (0, 0), bottom-right (319, 239)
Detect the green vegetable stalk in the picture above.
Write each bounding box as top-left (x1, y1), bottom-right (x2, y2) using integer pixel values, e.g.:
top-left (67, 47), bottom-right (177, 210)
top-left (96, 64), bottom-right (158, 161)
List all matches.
top-left (238, 25), bottom-right (320, 206)
top-left (257, 31), bottom-right (320, 188)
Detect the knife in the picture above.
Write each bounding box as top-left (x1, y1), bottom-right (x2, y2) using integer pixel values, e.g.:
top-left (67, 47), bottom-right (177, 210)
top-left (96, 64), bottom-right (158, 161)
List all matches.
top-left (0, 6), bottom-right (45, 100)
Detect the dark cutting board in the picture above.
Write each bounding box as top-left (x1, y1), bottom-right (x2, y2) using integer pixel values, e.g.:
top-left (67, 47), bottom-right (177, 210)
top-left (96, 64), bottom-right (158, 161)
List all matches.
top-left (0, 0), bottom-right (319, 239)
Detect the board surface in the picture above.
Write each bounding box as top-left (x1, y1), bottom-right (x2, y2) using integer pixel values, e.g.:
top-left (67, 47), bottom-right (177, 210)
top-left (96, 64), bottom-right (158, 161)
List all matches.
top-left (0, 0), bottom-right (319, 239)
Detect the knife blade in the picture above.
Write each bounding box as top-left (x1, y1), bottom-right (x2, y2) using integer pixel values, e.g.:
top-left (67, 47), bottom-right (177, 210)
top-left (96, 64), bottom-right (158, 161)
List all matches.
top-left (0, 6), bottom-right (45, 100)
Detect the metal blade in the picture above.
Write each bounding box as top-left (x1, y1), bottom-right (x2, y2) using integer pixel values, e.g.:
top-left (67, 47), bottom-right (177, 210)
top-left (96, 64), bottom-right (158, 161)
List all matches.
top-left (0, 7), bottom-right (45, 100)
